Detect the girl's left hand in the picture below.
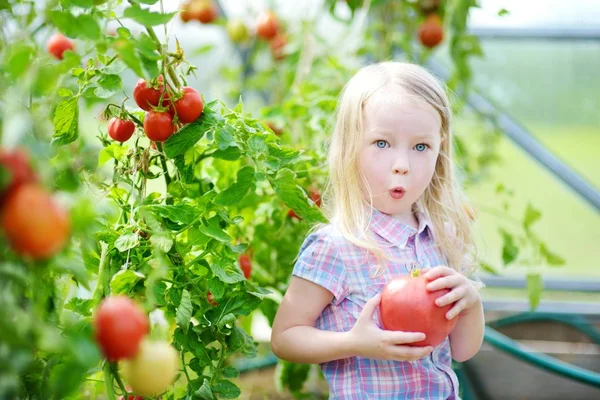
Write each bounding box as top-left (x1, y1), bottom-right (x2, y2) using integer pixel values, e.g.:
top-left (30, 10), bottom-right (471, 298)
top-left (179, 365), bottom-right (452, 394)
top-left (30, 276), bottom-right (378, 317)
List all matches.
top-left (423, 266), bottom-right (481, 320)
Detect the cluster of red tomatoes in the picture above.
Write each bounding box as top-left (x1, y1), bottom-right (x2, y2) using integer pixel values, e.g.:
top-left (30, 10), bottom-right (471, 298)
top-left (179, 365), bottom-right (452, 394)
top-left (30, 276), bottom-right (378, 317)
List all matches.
top-left (107, 75), bottom-right (204, 145)
top-left (94, 296), bottom-right (179, 398)
top-left (0, 149), bottom-right (70, 260)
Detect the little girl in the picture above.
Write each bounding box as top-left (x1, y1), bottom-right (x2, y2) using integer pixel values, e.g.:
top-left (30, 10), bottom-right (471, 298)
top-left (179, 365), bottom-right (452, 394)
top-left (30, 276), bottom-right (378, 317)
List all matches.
top-left (271, 61), bottom-right (484, 399)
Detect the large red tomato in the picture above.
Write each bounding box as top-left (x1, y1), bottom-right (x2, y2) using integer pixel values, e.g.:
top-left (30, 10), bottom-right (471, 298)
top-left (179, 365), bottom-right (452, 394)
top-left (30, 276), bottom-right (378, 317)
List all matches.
top-left (133, 78), bottom-right (168, 111)
top-left (108, 117), bottom-right (135, 142)
top-left (0, 148), bottom-right (38, 203)
top-left (418, 14), bottom-right (444, 49)
top-left (1, 184), bottom-right (70, 260)
top-left (379, 271), bottom-right (457, 347)
top-left (172, 87), bottom-right (203, 124)
top-left (47, 33), bottom-right (74, 60)
top-left (121, 340), bottom-right (179, 397)
top-left (143, 111), bottom-right (173, 142)
top-left (94, 296), bottom-right (149, 361)
top-left (256, 11), bottom-right (278, 40)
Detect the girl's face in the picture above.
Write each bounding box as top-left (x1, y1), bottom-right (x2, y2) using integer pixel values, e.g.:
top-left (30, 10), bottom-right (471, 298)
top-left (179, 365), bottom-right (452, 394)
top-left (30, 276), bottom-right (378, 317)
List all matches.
top-left (359, 94), bottom-right (442, 225)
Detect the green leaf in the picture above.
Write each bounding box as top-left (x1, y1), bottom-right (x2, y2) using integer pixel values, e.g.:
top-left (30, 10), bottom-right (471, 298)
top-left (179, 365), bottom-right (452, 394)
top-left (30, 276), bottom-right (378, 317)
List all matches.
top-left (271, 168), bottom-right (326, 223)
top-left (523, 203), bottom-right (541, 231)
top-left (194, 378), bottom-right (215, 400)
top-left (222, 366), bottom-right (239, 378)
top-left (526, 273), bottom-right (543, 310)
top-left (123, 4), bottom-right (176, 26)
top-left (500, 229), bottom-right (519, 266)
top-left (110, 269), bottom-right (144, 294)
top-left (4, 44), bottom-right (34, 79)
top-left (209, 262), bottom-right (245, 284)
top-left (207, 278), bottom-right (225, 299)
top-left (53, 98), bottom-right (79, 146)
top-left (144, 204), bottom-right (197, 225)
top-left (247, 134), bottom-right (268, 157)
top-left (498, 8), bottom-right (510, 16)
top-left (277, 361), bottom-right (311, 394)
top-left (216, 313), bottom-right (236, 334)
top-left (215, 126), bottom-right (237, 150)
top-left (540, 243), bottom-right (565, 266)
top-left (48, 11), bottom-right (101, 39)
top-left (212, 147), bottom-right (241, 161)
top-left (228, 326), bottom-right (257, 358)
top-left (198, 218), bottom-right (231, 243)
top-left (150, 234), bottom-right (173, 253)
top-left (176, 289), bottom-right (193, 333)
top-left (64, 298), bottom-right (94, 317)
top-left (213, 380), bottom-right (241, 399)
top-left (213, 166), bottom-right (256, 206)
top-left (164, 113), bottom-right (212, 158)
top-left (114, 232), bottom-right (140, 252)
top-left (98, 143), bottom-right (129, 166)
top-left (95, 74), bottom-right (122, 99)
top-left (114, 38), bottom-right (145, 79)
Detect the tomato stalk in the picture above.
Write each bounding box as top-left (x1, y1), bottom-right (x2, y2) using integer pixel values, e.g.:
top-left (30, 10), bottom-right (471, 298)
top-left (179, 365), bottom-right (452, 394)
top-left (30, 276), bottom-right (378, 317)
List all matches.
top-left (103, 361), bottom-right (116, 400)
top-left (92, 241), bottom-right (109, 302)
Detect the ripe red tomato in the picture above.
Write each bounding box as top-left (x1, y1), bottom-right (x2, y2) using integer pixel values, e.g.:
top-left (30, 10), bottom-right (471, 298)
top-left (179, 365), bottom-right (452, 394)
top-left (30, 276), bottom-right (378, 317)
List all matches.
top-left (94, 296), bottom-right (149, 361)
top-left (47, 33), bottom-right (74, 60)
top-left (270, 34), bottom-right (287, 61)
top-left (1, 184), bottom-right (70, 260)
top-left (239, 253), bottom-right (252, 279)
top-left (118, 395), bottom-right (143, 400)
top-left (121, 340), bottom-right (179, 397)
top-left (108, 117), bottom-right (135, 142)
top-left (207, 291), bottom-right (218, 306)
top-left (309, 187), bottom-right (322, 207)
top-left (0, 148), bottom-right (38, 203)
top-left (379, 271), bottom-right (458, 347)
top-left (256, 11), bottom-right (278, 40)
top-left (188, 0), bottom-right (217, 23)
top-left (418, 14), bottom-right (444, 49)
top-left (133, 78), bottom-right (168, 111)
top-left (172, 87), bottom-right (204, 124)
top-left (143, 111), bottom-right (173, 142)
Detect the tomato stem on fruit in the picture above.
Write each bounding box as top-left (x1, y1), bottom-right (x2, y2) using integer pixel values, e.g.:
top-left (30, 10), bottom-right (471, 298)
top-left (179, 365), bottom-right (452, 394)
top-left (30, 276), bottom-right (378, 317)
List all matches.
top-left (110, 361), bottom-right (128, 395)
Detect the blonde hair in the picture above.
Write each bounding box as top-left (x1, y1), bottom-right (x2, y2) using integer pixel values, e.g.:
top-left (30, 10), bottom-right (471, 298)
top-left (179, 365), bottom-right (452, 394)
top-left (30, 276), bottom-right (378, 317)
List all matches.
top-left (315, 61), bottom-right (477, 276)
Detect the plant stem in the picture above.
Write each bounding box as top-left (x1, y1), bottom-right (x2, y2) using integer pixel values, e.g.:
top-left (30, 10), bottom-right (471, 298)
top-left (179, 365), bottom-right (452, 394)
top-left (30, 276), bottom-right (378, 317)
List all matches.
top-left (156, 142), bottom-right (172, 188)
top-left (92, 241), bottom-right (109, 302)
top-left (103, 362), bottom-right (116, 400)
top-left (145, 26), bottom-right (181, 87)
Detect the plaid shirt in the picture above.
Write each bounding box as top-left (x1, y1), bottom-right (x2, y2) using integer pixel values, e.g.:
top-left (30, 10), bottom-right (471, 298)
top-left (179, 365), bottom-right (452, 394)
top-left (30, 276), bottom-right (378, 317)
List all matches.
top-left (292, 208), bottom-right (460, 399)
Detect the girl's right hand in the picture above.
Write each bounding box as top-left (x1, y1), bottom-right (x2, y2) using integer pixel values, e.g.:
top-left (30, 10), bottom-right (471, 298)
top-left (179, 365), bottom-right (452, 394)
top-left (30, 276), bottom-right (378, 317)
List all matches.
top-left (347, 294), bottom-right (433, 361)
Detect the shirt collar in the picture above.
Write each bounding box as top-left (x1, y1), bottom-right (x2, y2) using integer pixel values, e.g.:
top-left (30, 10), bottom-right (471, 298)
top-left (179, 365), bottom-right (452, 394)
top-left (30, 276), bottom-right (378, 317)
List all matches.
top-left (369, 206), bottom-right (432, 248)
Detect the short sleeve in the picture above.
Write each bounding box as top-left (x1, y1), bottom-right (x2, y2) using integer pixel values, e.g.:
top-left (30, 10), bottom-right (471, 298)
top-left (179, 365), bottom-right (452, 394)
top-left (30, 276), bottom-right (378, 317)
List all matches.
top-left (292, 233), bottom-right (349, 305)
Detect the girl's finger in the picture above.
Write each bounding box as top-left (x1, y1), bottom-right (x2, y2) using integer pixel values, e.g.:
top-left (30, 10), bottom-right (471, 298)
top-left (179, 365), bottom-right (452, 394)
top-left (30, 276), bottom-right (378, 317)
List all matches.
top-left (424, 265), bottom-right (454, 280)
top-left (447, 298), bottom-right (468, 320)
top-left (436, 286), bottom-right (466, 307)
top-left (427, 275), bottom-right (463, 291)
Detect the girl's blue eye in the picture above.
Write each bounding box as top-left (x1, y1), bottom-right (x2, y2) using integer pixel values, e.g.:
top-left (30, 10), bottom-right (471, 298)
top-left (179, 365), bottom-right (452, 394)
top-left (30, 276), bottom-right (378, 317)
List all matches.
top-left (415, 143), bottom-right (428, 152)
top-left (376, 140), bottom-right (388, 149)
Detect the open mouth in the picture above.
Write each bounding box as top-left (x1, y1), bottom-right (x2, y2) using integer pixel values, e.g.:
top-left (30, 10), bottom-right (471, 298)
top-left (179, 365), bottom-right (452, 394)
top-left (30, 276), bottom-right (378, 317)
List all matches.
top-left (390, 187), bottom-right (405, 200)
